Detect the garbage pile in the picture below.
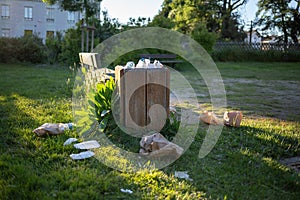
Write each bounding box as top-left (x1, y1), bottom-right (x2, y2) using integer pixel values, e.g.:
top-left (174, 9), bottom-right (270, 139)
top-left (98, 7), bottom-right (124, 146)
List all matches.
top-left (118, 58), bottom-right (164, 69)
top-left (200, 110), bottom-right (243, 127)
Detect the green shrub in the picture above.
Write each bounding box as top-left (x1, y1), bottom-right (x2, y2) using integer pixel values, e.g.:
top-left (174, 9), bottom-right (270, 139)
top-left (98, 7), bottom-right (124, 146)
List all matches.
top-left (191, 23), bottom-right (218, 53)
top-left (17, 35), bottom-right (46, 63)
top-left (46, 31), bottom-right (63, 64)
top-left (0, 38), bottom-right (18, 63)
top-left (0, 36), bottom-right (46, 63)
top-left (59, 28), bottom-right (81, 66)
top-left (212, 47), bottom-right (300, 62)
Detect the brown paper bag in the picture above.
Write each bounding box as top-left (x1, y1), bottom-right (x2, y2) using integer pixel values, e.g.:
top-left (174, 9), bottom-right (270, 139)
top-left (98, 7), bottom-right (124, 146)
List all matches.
top-left (199, 111), bottom-right (223, 125)
top-left (223, 111), bottom-right (243, 127)
top-left (139, 132), bottom-right (183, 159)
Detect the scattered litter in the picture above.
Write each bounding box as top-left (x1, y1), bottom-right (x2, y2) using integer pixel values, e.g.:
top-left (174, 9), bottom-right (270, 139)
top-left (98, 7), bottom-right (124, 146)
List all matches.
top-left (33, 123), bottom-right (74, 136)
top-left (74, 140), bottom-right (100, 149)
top-left (122, 58), bottom-right (163, 69)
top-left (200, 111), bottom-right (223, 125)
top-left (174, 171), bottom-right (193, 181)
top-left (125, 61), bottom-right (135, 68)
top-left (70, 151), bottom-right (95, 160)
top-left (223, 111), bottom-right (243, 127)
top-left (120, 189), bottom-right (133, 194)
top-left (139, 132), bottom-right (183, 159)
top-left (63, 138), bottom-right (78, 146)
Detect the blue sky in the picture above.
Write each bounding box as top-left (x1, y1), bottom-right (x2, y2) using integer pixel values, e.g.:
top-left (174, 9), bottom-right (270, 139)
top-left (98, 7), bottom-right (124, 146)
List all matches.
top-left (101, 0), bottom-right (258, 27)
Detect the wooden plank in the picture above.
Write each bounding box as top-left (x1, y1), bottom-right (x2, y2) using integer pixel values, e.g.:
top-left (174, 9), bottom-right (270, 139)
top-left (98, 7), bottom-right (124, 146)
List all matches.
top-left (123, 69), bottom-right (147, 129)
top-left (115, 66), bottom-right (125, 126)
top-left (79, 53), bottom-right (99, 68)
top-left (146, 68), bottom-right (170, 132)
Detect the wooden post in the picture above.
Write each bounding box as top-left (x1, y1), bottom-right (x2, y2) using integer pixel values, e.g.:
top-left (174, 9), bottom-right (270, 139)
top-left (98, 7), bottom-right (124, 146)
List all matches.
top-left (86, 28), bottom-right (89, 52)
top-left (91, 23), bottom-right (95, 52)
top-left (81, 19), bottom-right (84, 52)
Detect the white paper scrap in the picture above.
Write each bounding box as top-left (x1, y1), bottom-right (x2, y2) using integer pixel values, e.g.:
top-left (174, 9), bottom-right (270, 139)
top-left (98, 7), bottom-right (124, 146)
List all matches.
top-left (120, 189), bottom-right (133, 194)
top-left (70, 151), bottom-right (95, 160)
top-left (174, 171), bottom-right (193, 181)
top-left (74, 140), bottom-right (100, 149)
top-left (63, 138), bottom-right (78, 146)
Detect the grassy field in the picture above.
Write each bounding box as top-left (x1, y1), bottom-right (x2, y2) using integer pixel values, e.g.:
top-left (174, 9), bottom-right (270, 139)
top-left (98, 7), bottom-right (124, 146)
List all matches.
top-left (0, 62), bottom-right (299, 199)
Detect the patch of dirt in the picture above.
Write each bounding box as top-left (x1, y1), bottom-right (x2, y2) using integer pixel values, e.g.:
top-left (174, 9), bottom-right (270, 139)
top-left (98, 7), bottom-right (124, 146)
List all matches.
top-left (170, 78), bottom-right (300, 121)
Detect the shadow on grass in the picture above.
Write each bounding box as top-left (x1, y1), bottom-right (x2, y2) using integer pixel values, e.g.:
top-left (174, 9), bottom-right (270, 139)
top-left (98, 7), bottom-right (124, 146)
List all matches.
top-left (163, 122), bottom-right (300, 199)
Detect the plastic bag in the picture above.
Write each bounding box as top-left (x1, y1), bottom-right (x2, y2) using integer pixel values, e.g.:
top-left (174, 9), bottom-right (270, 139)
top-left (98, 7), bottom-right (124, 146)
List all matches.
top-left (33, 123), bottom-right (74, 136)
top-left (70, 151), bottom-right (95, 160)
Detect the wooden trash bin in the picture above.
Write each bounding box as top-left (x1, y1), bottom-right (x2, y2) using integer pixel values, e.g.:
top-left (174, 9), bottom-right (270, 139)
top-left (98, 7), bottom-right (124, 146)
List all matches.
top-left (115, 66), bottom-right (170, 133)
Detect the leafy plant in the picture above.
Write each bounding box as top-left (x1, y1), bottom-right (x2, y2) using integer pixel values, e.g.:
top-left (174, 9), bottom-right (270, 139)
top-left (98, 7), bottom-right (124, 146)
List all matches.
top-left (92, 77), bottom-right (116, 132)
top-left (160, 111), bottom-right (180, 141)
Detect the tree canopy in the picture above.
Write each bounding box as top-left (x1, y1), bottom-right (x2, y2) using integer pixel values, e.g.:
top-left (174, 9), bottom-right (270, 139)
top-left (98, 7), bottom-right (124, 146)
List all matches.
top-left (153, 0), bottom-right (248, 41)
top-left (256, 0), bottom-right (300, 44)
top-left (42, 0), bottom-right (102, 20)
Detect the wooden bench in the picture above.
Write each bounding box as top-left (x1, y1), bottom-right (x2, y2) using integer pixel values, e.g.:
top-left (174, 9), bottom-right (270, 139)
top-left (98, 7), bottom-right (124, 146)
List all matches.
top-left (139, 54), bottom-right (183, 67)
top-left (79, 52), bottom-right (115, 82)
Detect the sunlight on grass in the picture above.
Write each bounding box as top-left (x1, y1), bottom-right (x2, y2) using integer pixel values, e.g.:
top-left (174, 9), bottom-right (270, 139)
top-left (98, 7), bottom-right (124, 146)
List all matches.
top-left (0, 63), bottom-right (299, 199)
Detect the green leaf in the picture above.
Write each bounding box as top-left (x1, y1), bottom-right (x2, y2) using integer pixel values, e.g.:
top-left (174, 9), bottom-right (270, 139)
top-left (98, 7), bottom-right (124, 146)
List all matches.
top-left (99, 117), bottom-right (108, 132)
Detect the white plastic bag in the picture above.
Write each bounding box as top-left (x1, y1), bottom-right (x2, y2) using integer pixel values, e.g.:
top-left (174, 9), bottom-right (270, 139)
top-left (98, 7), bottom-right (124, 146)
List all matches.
top-left (70, 151), bottom-right (95, 160)
top-left (74, 140), bottom-right (100, 149)
top-left (33, 123), bottom-right (74, 136)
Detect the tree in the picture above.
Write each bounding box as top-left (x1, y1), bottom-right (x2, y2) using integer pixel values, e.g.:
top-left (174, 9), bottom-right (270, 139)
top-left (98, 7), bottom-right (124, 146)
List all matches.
top-left (42, 0), bottom-right (101, 21)
top-left (256, 0), bottom-right (300, 44)
top-left (154, 0), bottom-right (247, 40)
top-left (289, 1), bottom-right (300, 44)
top-left (218, 0), bottom-right (248, 39)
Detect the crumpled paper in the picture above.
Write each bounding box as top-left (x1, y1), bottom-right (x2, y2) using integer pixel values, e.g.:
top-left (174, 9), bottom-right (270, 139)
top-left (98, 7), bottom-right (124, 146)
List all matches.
top-left (200, 110), bottom-right (243, 127)
top-left (139, 132), bottom-right (183, 159)
top-left (174, 171), bottom-right (193, 181)
top-left (33, 123), bottom-right (73, 136)
top-left (199, 111), bottom-right (223, 125)
top-left (223, 111), bottom-right (243, 127)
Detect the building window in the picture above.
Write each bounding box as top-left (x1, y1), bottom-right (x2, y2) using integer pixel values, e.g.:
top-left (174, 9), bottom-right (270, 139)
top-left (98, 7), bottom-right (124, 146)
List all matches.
top-left (1, 5), bottom-right (10, 19)
top-left (67, 12), bottom-right (75, 23)
top-left (46, 31), bottom-right (54, 38)
top-left (24, 29), bottom-right (33, 36)
top-left (1, 28), bottom-right (10, 37)
top-left (24, 6), bottom-right (33, 20)
top-left (46, 8), bottom-right (54, 22)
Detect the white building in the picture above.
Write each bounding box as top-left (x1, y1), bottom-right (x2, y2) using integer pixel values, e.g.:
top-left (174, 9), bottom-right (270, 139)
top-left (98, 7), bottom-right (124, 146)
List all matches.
top-left (0, 0), bottom-right (82, 41)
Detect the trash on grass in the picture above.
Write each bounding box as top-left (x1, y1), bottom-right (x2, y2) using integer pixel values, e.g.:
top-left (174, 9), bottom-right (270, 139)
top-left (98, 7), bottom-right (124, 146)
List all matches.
top-left (120, 189), bottom-right (133, 194)
top-left (70, 151), bottom-right (95, 160)
top-left (33, 123), bottom-right (74, 136)
top-left (139, 132), bottom-right (183, 159)
top-left (74, 140), bottom-right (100, 149)
top-left (174, 171), bottom-right (193, 181)
top-left (199, 111), bottom-right (223, 125)
top-left (63, 138), bottom-right (78, 146)
top-left (223, 111), bottom-right (243, 127)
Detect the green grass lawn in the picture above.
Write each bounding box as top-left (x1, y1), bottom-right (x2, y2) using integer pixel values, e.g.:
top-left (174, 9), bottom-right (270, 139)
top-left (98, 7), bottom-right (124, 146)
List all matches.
top-left (0, 62), bottom-right (299, 199)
